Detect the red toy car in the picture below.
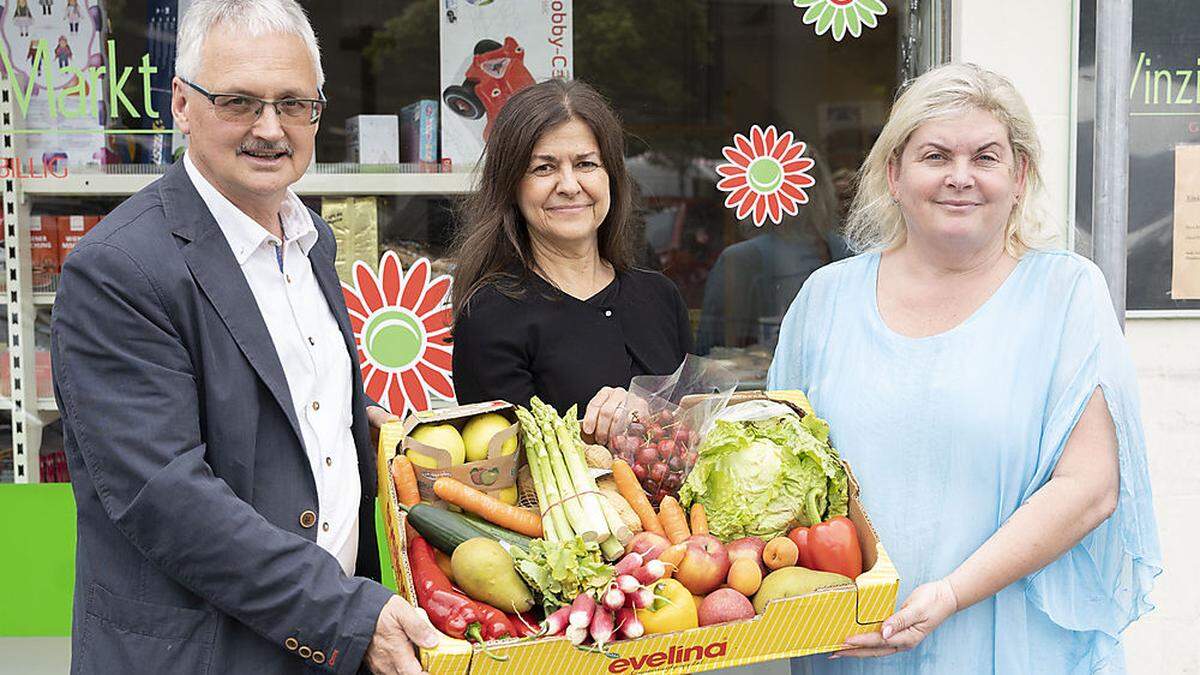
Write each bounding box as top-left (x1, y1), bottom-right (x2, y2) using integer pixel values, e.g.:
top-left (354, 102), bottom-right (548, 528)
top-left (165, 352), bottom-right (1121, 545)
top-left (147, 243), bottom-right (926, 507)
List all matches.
top-left (442, 36), bottom-right (536, 140)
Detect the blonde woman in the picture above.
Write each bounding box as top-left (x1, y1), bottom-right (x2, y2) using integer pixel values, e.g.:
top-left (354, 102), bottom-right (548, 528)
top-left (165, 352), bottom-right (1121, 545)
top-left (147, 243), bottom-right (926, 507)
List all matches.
top-left (768, 63), bottom-right (1160, 674)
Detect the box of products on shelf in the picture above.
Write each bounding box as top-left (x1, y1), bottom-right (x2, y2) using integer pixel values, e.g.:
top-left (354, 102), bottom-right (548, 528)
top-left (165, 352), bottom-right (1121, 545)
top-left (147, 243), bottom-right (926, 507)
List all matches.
top-left (0, 349), bottom-right (53, 399)
top-left (401, 100), bottom-right (440, 171)
top-left (28, 215), bottom-right (102, 293)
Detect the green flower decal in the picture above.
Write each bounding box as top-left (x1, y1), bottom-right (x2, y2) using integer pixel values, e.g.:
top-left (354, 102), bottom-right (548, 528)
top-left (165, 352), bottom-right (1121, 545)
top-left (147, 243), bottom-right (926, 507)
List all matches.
top-left (794, 0), bottom-right (887, 42)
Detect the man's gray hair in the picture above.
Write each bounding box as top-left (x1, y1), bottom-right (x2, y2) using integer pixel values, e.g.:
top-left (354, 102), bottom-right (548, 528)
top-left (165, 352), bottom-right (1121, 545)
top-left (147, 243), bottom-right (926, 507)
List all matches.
top-left (175, 0), bottom-right (324, 89)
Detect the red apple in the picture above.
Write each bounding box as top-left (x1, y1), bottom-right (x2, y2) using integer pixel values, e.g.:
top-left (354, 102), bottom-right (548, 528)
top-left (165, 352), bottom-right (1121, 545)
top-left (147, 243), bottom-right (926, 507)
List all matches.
top-left (675, 534), bottom-right (732, 595)
top-left (627, 531), bottom-right (671, 560)
top-left (725, 536), bottom-right (768, 574)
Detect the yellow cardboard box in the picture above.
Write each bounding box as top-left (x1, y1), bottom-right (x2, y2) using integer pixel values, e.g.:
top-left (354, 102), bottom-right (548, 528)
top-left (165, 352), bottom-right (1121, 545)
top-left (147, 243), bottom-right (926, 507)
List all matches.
top-left (377, 393), bottom-right (900, 675)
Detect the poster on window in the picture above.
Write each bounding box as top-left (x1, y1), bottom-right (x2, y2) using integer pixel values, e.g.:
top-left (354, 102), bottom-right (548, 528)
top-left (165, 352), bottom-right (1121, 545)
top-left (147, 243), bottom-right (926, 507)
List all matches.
top-left (0, 0), bottom-right (106, 169)
top-left (438, 0), bottom-right (571, 169)
top-left (1172, 145), bottom-right (1200, 299)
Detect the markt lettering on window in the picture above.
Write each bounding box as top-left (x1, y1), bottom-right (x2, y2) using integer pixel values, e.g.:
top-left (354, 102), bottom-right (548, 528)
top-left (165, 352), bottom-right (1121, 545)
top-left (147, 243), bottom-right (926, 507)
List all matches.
top-left (0, 39), bottom-right (159, 124)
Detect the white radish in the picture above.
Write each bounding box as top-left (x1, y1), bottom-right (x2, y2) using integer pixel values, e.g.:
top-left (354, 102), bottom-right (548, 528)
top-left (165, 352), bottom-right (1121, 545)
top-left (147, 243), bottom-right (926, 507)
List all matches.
top-left (566, 624), bottom-right (588, 646)
top-left (630, 587), bottom-right (654, 609)
top-left (616, 574), bottom-right (641, 595)
top-left (543, 605), bottom-right (572, 636)
top-left (613, 552), bottom-right (644, 577)
top-left (634, 559), bottom-right (667, 584)
top-left (569, 592), bottom-right (596, 628)
top-left (617, 607), bottom-right (644, 639)
top-left (603, 583), bottom-right (626, 612)
top-left (589, 608), bottom-right (615, 648)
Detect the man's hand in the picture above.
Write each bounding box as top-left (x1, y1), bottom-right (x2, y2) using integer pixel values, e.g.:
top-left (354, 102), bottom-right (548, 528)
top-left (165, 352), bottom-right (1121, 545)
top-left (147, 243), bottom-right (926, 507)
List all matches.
top-left (368, 405), bottom-right (399, 429)
top-left (364, 595), bottom-right (441, 675)
top-left (368, 405), bottom-right (399, 448)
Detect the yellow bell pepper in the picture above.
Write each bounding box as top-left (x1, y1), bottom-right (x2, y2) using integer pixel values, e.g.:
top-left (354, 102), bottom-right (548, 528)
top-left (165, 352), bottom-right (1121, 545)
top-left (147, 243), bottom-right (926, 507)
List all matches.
top-left (637, 579), bottom-right (698, 634)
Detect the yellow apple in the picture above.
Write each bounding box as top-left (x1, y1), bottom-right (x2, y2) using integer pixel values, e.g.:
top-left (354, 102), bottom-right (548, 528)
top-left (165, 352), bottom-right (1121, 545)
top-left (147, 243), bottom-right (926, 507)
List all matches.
top-left (461, 413), bottom-right (517, 462)
top-left (407, 424), bottom-right (465, 467)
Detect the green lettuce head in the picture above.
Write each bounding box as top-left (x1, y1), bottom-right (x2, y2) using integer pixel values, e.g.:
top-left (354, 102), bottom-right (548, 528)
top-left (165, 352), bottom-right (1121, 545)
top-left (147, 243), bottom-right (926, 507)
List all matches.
top-left (679, 403), bottom-right (848, 541)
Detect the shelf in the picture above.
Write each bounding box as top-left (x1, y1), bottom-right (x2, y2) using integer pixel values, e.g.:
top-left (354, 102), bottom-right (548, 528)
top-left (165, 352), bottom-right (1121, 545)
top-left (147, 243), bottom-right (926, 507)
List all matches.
top-left (33, 292), bottom-right (55, 306)
top-left (0, 395), bottom-right (59, 413)
top-left (21, 169), bottom-right (477, 197)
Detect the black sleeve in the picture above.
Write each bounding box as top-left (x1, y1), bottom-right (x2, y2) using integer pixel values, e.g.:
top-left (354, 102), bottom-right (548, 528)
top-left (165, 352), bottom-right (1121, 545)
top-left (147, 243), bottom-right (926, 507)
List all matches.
top-left (674, 282), bottom-right (694, 358)
top-left (452, 287), bottom-right (538, 407)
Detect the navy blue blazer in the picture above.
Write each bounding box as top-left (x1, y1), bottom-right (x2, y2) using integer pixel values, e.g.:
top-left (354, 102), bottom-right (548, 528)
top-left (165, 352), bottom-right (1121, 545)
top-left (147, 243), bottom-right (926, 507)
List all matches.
top-left (51, 161), bottom-right (393, 674)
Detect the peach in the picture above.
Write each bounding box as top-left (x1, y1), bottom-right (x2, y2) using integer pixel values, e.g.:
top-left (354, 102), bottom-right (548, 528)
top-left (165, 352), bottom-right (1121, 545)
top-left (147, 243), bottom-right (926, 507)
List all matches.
top-left (725, 536), bottom-right (768, 574)
top-left (763, 536), bottom-right (799, 570)
top-left (698, 588), bottom-right (756, 626)
top-left (726, 558), bottom-right (763, 596)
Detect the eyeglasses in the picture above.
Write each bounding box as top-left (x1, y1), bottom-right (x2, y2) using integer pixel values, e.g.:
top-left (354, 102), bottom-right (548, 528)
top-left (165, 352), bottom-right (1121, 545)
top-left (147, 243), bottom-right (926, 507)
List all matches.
top-left (181, 78), bottom-right (326, 126)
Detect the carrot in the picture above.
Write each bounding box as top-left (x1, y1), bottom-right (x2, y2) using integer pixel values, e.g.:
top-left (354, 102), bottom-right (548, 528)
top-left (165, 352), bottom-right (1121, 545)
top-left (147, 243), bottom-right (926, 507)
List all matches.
top-left (391, 456), bottom-right (421, 540)
top-left (432, 476), bottom-right (543, 538)
top-left (657, 496), bottom-right (690, 544)
top-left (689, 503), bottom-right (708, 536)
top-left (611, 460), bottom-right (664, 536)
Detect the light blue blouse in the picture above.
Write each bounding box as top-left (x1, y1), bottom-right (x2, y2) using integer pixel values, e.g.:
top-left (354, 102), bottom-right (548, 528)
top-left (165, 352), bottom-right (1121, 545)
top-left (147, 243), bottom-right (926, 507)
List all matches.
top-left (767, 251), bottom-right (1161, 674)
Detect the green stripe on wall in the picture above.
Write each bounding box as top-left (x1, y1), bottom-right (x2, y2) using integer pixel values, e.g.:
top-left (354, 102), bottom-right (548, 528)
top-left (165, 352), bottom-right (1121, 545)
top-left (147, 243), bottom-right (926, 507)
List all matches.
top-left (0, 484), bottom-right (397, 637)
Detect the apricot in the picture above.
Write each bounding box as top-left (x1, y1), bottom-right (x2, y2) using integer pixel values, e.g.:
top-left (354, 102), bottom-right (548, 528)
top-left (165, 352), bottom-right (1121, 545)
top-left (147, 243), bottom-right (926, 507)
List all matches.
top-left (763, 536), bottom-right (799, 570)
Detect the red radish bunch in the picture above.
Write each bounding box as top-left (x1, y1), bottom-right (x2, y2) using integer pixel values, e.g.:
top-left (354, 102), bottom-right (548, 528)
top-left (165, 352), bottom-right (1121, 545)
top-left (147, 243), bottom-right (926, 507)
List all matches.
top-left (608, 410), bottom-right (700, 505)
top-left (541, 551), bottom-right (668, 649)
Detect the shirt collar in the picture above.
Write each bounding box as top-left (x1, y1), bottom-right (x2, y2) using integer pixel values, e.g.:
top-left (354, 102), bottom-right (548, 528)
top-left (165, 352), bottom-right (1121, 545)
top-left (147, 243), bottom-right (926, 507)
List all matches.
top-left (183, 152), bottom-right (318, 266)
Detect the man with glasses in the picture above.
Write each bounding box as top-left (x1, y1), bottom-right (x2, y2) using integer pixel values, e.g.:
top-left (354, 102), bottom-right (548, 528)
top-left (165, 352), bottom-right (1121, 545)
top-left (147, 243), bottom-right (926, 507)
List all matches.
top-left (50, 1), bottom-right (438, 674)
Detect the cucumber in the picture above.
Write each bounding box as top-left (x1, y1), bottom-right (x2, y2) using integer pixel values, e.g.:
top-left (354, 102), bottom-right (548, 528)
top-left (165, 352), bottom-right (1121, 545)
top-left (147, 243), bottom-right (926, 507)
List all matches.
top-left (399, 503), bottom-right (533, 554)
top-left (458, 512), bottom-right (534, 551)
top-left (400, 503), bottom-right (484, 555)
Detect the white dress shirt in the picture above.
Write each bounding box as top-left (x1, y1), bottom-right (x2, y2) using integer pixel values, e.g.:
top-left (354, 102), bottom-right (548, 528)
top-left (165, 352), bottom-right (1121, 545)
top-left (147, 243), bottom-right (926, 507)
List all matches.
top-left (185, 153), bottom-right (361, 576)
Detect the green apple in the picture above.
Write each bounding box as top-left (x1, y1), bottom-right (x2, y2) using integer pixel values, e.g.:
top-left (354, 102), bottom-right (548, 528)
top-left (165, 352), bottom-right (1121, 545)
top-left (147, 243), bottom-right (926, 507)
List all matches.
top-left (461, 413), bottom-right (517, 462)
top-left (408, 423), bottom-right (466, 467)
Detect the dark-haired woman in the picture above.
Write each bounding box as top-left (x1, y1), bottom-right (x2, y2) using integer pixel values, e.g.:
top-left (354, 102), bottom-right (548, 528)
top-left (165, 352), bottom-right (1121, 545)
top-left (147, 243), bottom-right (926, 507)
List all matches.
top-left (450, 79), bottom-right (692, 444)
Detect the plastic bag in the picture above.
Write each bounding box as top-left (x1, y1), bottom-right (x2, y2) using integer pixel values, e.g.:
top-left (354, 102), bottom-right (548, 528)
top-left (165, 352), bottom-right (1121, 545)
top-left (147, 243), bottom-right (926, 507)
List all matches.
top-left (607, 354), bottom-right (739, 504)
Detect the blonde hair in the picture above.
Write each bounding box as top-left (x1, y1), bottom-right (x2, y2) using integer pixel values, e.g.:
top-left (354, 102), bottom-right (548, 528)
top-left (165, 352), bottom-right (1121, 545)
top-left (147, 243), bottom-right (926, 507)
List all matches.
top-left (844, 63), bottom-right (1055, 256)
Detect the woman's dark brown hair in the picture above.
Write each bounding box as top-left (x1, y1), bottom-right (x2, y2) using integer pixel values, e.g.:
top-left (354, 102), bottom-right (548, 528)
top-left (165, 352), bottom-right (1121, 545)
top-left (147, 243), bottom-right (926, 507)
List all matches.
top-left (450, 79), bottom-right (636, 321)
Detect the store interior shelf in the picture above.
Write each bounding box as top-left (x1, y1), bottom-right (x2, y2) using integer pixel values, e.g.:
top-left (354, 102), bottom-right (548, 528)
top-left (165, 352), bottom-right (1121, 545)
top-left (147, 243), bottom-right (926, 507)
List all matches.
top-left (0, 395), bottom-right (59, 413)
top-left (33, 292), bottom-right (55, 305)
top-left (20, 169), bottom-right (477, 197)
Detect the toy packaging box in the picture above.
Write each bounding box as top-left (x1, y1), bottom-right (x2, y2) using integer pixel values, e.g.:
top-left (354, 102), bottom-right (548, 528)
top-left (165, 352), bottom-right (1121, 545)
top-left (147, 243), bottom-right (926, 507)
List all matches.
top-left (438, 0), bottom-right (572, 169)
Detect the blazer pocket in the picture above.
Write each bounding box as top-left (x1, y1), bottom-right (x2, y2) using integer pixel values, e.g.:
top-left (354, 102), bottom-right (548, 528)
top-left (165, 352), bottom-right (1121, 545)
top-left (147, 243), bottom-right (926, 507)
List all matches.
top-left (76, 583), bottom-right (217, 675)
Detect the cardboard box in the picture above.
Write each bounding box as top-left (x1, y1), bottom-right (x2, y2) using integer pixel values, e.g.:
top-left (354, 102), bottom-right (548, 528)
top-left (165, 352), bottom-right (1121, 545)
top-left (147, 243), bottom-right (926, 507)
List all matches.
top-left (58, 215), bottom-right (102, 264)
top-left (30, 216), bottom-right (60, 292)
top-left (346, 115), bottom-right (400, 164)
top-left (378, 400), bottom-right (521, 505)
top-left (377, 392), bottom-right (900, 675)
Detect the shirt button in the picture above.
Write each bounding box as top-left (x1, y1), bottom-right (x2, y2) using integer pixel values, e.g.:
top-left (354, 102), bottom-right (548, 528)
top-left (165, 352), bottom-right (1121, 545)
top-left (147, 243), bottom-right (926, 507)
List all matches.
top-left (322, 522), bottom-right (330, 532)
top-left (308, 336), bottom-right (316, 346)
top-left (325, 456), bottom-right (332, 467)
top-left (311, 400), bottom-right (320, 411)
top-left (604, 309), bottom-right (613, 317)
top-left (299, 510), bottom-right (317, 528)
top-left (286, 274), bottom-right (293, 284)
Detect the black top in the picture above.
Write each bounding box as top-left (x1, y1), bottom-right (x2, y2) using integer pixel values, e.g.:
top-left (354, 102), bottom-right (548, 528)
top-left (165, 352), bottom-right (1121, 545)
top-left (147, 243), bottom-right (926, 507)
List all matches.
top-left (452, 268), bottom-right (693, 415)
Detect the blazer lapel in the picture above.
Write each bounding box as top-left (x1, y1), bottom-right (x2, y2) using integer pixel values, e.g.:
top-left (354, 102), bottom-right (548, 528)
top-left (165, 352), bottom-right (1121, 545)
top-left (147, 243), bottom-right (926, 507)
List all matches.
top-left (161, 163), bottom-right (306, 449)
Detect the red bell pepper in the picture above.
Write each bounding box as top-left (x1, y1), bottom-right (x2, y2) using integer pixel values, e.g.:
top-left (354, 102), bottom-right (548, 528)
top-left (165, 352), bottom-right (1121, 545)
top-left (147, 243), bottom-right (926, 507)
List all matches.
top-left (787, 526), bottom-right (815, 569)
top-left (408, 537), bottom-right (487, 644)
top-left (808, 516), bottom-right (863, 579)
top-left (507, 612), bottom-right (542, 638)
top-left (475, 603), bottom-right (515, 640)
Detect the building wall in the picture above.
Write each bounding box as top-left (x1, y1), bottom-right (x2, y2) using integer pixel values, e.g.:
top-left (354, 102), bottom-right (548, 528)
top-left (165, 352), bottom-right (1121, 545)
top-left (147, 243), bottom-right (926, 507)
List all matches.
top-left (955, 2), bottom-right (1198, 673)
